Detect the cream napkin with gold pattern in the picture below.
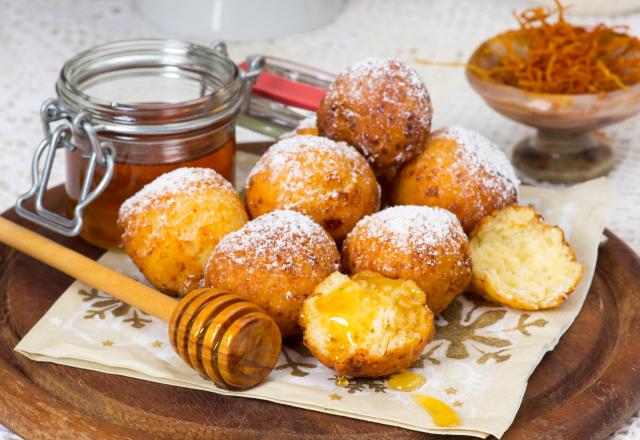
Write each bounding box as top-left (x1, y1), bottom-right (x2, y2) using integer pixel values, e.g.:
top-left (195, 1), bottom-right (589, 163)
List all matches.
top-left (15, 178), bottom-right (611, 438)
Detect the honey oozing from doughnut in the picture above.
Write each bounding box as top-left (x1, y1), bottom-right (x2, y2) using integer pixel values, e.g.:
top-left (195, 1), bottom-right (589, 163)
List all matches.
top-left (300, 271), bottom-right (435, 378)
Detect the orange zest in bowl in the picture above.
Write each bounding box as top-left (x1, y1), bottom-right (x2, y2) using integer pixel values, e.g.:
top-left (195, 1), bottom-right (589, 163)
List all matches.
top-left (420, 1), bottom-right (640, 95)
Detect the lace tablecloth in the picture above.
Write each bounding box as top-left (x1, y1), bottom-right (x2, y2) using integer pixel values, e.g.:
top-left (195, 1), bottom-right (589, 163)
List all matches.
top-left (0, 0), bottom-right (639, 438)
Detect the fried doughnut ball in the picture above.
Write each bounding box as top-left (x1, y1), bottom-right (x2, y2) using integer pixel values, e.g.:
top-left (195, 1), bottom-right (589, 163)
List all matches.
top-left (469, 205), bottom-right (583, 310)
top-left (392, 126), bottom-right (519, 233)
top-left (279, 115), bottom-right (319, 139)
top-left (317, 58), bottom-right (432, 172)
top-left (204, 210), bottom-right (340, 337)
top-left (245, 135), bottom-right (380, 241)
top-left (118, 168), bottom-right (248, 296)
top-left (342, 206), bottom-right (471, 315)
top-left (300, 271), bottom-right (434, 377)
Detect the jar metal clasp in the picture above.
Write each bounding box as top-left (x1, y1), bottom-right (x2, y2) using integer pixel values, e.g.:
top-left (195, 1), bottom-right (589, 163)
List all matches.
top-left (15, 99), bottom-right (115, 236)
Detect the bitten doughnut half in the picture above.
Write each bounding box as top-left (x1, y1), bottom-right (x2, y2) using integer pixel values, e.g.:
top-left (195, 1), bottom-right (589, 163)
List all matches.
top-left (118, 168), bottom-right (248, 296)
top-left (317, 58), bottom-right (432, 172)
top-left (392, 126), bottom-right (519, 233)
top-left (245, 135), bottom-right (380, 241)
top-left (342, 205), bottom-right (471, 315)
top-left (300, 271), bottom-right (435, 378)
top-left (204, 210), bottom-right (340, 338)
top-left (469, 205), bottom-right (584, 310)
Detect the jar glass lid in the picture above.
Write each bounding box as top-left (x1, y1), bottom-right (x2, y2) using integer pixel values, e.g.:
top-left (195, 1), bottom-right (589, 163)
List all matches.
top-left (56, 39), bottom-right (245, 135)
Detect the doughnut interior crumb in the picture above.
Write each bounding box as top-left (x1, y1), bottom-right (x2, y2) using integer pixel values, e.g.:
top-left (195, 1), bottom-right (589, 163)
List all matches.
top-left (469, 205), bottom-right (583, 310)
top-left (301, 271), bottom-right (434, 377)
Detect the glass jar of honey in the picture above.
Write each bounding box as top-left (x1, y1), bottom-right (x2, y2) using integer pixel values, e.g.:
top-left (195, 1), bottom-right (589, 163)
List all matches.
top-left (16, 39), bottom-right (256, 249)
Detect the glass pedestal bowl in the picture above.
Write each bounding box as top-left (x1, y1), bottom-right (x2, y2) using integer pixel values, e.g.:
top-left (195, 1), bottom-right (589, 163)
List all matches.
top-left (466, 39), bottom-right (640, 183)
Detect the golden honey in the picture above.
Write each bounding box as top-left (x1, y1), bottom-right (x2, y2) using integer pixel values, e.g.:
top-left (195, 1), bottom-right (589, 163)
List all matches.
top-left (314, 279), bottom-right (381, 361)
top-left (335, 375), bottom-right (350, 387)
top-left (65, 134), bottom-right (235, 249)
top-left (313, 272), bottom-right (426, 363)
top-left (388, 371), bottom-right (426, 392)
top-left (412, 394), bottom-right (461, 427)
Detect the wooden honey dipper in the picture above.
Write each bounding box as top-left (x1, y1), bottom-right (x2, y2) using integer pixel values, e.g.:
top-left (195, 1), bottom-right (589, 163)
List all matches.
top-left (0, 217), bottom-right (282, 390)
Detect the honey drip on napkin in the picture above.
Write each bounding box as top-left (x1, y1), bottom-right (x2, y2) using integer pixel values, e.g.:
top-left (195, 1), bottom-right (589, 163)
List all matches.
top-left (388, 371), bottom-right (426, 391)
top-left (412, 394), bottom-right (461, 427)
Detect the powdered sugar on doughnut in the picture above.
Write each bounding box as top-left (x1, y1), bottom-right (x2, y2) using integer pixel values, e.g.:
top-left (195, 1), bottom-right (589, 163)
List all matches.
top-left (246, 135), bottom-right (378, 206)
top-left (119, 167), bottom-right (234, 220)
top-left (279, 115), bottom-right (318, 140)
top-left (347, 205), bottom-right (466, 265)
top-left (435, 126), bottom-right (520, 190)
top-left (344, 58), bottom-right (430, 106)
top-left (296, 115), bottom-right (317, 130)
top-left (210, 210), bottom-right (340, 275)
top-left (319, 58), bottom-right (432, 166)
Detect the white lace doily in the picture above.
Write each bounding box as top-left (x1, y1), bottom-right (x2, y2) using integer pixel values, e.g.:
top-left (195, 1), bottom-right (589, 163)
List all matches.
top-left (0, 0), bottom-right (639, 438)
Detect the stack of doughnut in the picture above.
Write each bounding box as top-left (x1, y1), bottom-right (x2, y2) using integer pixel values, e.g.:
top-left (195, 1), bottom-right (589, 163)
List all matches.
top-left (118, 57), bottom-right (582, 380)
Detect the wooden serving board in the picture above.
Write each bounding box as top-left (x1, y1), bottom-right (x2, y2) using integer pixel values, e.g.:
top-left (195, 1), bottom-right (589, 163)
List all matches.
top-left (1, 186), bottom-right (640, 439)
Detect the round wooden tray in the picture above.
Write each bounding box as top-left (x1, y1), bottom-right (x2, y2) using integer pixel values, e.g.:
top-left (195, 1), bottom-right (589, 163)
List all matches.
top-left (1, 186), bottom-right (640, 439)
